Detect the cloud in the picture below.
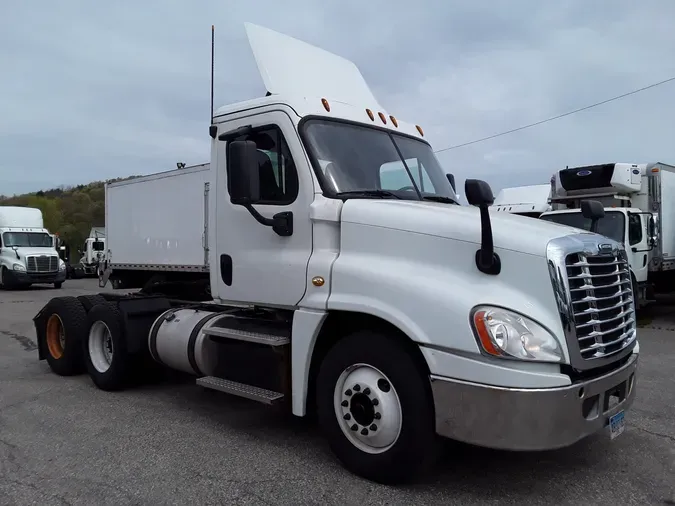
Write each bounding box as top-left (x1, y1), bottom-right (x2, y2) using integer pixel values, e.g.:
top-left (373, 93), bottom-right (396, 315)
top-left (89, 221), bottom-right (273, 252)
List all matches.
top-left (0, 0), bottom-right (674, 196)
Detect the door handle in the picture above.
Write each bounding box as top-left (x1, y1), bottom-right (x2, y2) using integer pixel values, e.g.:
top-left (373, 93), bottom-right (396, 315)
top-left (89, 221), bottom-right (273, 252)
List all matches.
top-left (220, 254), bottom-right (232, 286)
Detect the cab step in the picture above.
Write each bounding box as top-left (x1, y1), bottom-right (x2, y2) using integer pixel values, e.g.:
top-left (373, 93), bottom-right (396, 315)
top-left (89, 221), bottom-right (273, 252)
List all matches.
top-left (203, 316), bottom-right (290, 346)
top-left (196, 376), bottom-right (284, 405)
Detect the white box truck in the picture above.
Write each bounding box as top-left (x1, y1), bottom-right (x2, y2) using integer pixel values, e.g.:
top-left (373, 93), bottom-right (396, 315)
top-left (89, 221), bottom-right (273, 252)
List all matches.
top-left (0, 206), bottom-right (67, 289)
top-left (541, 162), bottom-right (675, 308)
top-left (491, 184), bottom-right (552, 217)
top-left (99, 163), bottom-right (210, 292)
top-left (32, 23), bottom-right (639, 484)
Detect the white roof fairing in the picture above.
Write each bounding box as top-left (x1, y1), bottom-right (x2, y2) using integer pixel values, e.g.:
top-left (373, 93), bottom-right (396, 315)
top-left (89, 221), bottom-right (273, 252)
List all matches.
top-left (243, 22), bottom-right (383, 110)
top-left (213, 23), bottom-right (426, 141)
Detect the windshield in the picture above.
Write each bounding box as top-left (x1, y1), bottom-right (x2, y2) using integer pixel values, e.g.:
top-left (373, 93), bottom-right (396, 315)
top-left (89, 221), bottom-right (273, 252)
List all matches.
top-left (302, 119), bottom-right (459, 203)
top-left (93, 240), bottom-right (105, 251)
top-left (540, 211), bottom-right (625, 243)
top-left (3, 232), bottom-right (54, 248)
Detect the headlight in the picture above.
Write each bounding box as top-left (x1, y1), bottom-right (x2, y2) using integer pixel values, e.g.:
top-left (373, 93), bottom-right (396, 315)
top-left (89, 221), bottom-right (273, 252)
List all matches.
top-left (59, 262), bottom-right (66, 270)
top-left (471, 306), bottom-right (563, 363)
top-left (12, 264), bottom-right (26, 272)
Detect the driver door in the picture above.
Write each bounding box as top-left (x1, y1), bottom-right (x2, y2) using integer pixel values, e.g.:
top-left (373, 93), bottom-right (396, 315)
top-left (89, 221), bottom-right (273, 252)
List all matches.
top-left (212, 110), bottom-right (314, 307)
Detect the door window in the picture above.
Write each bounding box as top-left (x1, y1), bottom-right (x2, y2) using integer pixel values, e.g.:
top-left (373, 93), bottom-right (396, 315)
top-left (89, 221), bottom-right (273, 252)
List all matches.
top-left (229, 127), bottom-right (299, 205)
top-left (628, 214), bottom-right (643, 246)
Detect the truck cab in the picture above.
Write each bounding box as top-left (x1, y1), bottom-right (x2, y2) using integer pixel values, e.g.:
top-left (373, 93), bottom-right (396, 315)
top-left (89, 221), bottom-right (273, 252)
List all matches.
top-left (0, 206), bottom-right (66, 289)
top-left (34, 23), bottom-right (640, 484)
top-left (79, 235), bottom-right (106, 277)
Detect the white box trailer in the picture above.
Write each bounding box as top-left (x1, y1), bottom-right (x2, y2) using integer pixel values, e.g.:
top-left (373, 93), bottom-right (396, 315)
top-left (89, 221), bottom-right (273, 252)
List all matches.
top-left (102, 163), bottom-right (210, 290)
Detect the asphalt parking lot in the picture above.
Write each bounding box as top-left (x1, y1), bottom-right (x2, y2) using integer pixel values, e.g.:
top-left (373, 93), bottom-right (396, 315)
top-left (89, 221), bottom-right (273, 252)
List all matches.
top-left (1, 279), bottom-right (674, 505)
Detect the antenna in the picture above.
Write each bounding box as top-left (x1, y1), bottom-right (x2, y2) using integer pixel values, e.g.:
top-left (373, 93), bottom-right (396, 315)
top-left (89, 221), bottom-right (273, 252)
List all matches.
top-left (210, 24), bottom-right (215, 124)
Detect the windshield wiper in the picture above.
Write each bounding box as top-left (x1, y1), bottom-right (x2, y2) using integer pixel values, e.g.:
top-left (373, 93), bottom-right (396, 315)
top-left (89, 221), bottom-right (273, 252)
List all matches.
top-left (335, 190), bottom-right (402, 200)
top-left (422, 195), bottom-right (458, 204)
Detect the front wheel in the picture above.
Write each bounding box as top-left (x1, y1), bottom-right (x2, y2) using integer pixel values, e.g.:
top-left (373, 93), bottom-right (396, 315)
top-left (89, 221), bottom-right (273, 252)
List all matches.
top-left (316, 330), bottom-right (437, 484)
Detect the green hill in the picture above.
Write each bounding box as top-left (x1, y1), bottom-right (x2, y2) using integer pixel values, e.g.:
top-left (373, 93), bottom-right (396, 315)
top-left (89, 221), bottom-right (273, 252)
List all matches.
top-left (0, 176), bottom-right (139, 260)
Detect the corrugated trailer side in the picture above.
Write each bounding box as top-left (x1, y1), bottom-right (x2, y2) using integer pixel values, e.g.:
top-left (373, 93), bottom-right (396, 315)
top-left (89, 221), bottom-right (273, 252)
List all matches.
top-left (102, 163), bottom-right (211, 290)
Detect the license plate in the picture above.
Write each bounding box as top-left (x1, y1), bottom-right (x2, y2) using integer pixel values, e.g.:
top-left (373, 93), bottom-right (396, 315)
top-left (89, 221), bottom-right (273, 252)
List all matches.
top-left (609, 410), bottom-right (625, 440)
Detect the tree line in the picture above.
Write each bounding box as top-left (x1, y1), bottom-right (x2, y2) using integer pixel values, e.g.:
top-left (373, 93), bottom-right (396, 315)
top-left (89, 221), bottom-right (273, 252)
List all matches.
top-left (0, 176), bottom-right (139, 261)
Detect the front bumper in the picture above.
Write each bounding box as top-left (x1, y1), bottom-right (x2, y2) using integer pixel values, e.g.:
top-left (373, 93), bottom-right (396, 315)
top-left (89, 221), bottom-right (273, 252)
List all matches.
top-left (5, 269), bottom-right (67, 285)
top-left (430, 352), bottom-right (638, 451)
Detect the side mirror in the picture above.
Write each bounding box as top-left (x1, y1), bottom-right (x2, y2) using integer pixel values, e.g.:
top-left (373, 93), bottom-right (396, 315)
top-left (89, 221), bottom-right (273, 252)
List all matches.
top-left (465, 179), bottom-right (500, 275)
top-left (465, 179), bottom-right (495, 206)
top-left (228, 140), bottom-right (260, 205)
top-left (649, 215), bottom-right (658, 247)
top-left (446, 173), bottom-right (456, 193)
top-left (581, 200), bottom-right (604, 234)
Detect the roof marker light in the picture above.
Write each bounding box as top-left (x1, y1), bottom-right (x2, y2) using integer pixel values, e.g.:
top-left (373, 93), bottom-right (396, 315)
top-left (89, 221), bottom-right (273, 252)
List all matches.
top-left (366, 109), bottom-right (375, 121)
top-left (389, 115), bottom-right (398, 127)
top-left (321, 98), bottom-right (330, 112)
top-left (378, 112), bottom-right (387, 124)
top-left (416, 125), bottom-right (424, 136)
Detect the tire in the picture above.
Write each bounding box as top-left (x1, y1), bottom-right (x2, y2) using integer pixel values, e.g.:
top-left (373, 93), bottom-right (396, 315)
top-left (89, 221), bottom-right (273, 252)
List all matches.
top-left (54, 282), bottom-right (63, 289)
top-left (83, 302), bottom-right (133, 391)
top-left (77, 294), bottom-right (107, 313)
top-left (316, 330), bottom-right (437, 484)
top-left (40, 296), bottom-right (88, 376)
top-left (1, 266), bottom-right (11, 289)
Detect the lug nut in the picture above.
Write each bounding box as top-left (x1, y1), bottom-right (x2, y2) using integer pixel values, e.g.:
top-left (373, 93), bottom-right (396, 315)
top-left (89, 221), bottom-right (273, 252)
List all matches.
top-left (353, 384), bottom-right (361, 392)
top-left (341, 400), bottom-right (348, 407)
top-left (343, 413), bottom-right (351, 421)
top-left (370, 424), bottom-right (377, 431)
top-left (361, 428), bottom-right (369, 436)
top-left (374, 412), bottom-right (381, 420)
top-left (345, 389), bottom-right (352, 396)
top-left (363, 387), bottom-right (371, 395)
top-left (350, 424), bottom-right (358, 431)
top-left (372, 399), bottom-right (379, 406)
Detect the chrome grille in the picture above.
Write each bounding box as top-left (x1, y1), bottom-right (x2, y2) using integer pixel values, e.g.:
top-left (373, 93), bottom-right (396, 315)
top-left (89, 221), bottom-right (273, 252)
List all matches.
top-left (565, 252), bottom-right (636, 360)
top-left (26, 255), bottom-right (58, 273)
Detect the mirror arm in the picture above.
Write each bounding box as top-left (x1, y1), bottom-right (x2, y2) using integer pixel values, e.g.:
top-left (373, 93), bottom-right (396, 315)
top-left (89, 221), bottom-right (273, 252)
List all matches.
top-left (243, 204), bottom-right (293, 237)
top-left (476, 204), bottom-right (501, 275)
top-left (244, 204), bottom-right (274, 227)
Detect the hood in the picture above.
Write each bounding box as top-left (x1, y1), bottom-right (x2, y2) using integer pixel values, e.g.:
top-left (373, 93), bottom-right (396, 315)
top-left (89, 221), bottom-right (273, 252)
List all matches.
top-left (340, 199), bottom-right (593, 257)
top-left (3, 247), bottom-right (58, 261)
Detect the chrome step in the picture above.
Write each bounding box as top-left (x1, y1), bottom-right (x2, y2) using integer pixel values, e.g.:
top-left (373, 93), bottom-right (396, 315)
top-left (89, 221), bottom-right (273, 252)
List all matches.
top-left (203, 325), bottom-right (290, 346)
top-left (196, 376), bottom-right (284, 405)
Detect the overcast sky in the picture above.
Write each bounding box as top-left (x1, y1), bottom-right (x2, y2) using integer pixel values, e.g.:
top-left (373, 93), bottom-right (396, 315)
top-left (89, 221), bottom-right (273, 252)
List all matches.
top-left (1, 1), bottom-right (674, 197)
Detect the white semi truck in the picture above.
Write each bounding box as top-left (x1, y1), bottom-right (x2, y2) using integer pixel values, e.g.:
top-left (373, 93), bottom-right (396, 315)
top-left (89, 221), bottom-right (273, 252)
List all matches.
top-left (0, 206), bottom-right (67, 289)
top-left (79, 227), bottom-right (107, 277)
top-left (541, 162), bottom-right (675, 308)
top-left (32, 23), bottom-right (639, 484)
top-left (492, 184), bottom-right (552, 218)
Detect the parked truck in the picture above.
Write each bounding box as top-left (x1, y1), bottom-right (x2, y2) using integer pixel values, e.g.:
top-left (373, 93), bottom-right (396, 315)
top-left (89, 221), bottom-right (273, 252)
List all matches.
top-left (79, 227), bottom-right (106, 277)
top-left (32, 23), bottom-right (639, 484)
top-left (0, 206), bottom-right (67, 289)
top-left (541, 162), bottom-right (675, 308)
top-left (491, 184), bottom-right (552, 217)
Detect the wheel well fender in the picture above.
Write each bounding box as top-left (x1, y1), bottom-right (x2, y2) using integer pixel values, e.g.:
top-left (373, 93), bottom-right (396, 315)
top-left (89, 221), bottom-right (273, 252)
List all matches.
top-left (303, 310), bottom-right (431, 417)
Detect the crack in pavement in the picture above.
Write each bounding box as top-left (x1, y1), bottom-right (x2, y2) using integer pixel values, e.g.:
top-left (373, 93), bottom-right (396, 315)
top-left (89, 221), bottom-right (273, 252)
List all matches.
top-left (0, 329), bottom-right (38, 352)
top-left (633, 425), bottom-right (675, 443)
